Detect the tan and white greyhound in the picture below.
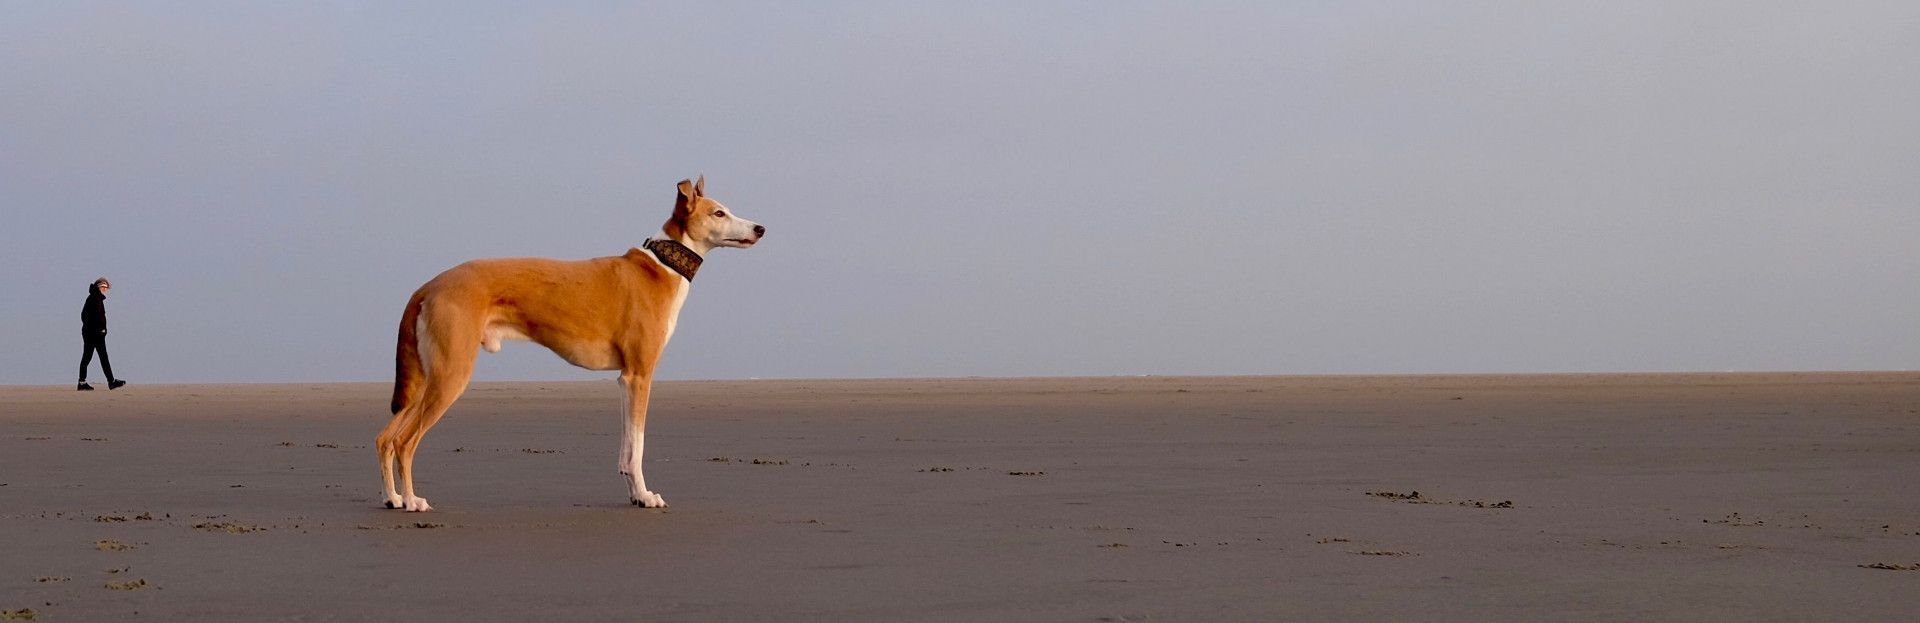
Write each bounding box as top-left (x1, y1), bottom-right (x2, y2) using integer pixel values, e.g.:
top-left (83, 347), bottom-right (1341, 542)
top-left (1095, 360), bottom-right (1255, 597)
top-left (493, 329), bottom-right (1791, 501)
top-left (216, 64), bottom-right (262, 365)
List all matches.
top-left (377, 176), bottom-right (763, 511)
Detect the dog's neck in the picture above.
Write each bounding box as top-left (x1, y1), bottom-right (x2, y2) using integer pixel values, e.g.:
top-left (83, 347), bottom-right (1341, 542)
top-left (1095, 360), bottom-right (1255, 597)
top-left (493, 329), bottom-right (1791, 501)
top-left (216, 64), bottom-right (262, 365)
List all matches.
top-left (658, 218), bottom-right (720, 255)
top-left (643, 233), bottom-right (704, 282)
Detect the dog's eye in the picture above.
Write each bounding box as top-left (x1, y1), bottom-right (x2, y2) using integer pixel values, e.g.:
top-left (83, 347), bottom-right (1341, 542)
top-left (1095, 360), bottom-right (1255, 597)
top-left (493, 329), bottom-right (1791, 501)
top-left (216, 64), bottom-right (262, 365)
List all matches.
top-left (712, 210), bottom-right (727, 218)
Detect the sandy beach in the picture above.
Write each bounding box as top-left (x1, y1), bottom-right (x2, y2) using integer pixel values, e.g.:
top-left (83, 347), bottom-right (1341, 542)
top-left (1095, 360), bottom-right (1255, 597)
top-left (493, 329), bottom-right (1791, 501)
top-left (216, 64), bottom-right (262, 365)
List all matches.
top-left (2, 374), bottom-right (1917, 621)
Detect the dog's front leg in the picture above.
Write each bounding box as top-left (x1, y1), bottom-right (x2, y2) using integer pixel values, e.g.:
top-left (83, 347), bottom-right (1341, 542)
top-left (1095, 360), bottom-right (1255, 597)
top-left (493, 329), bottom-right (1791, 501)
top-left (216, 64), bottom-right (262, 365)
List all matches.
top-left (618, 372), bottom-right (667, 508)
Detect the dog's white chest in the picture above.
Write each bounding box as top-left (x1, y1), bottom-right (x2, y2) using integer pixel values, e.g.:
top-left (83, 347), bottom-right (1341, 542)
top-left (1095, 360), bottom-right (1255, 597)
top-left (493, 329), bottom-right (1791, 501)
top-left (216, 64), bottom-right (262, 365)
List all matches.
top-left (661, 281), bottom-right (690, 342)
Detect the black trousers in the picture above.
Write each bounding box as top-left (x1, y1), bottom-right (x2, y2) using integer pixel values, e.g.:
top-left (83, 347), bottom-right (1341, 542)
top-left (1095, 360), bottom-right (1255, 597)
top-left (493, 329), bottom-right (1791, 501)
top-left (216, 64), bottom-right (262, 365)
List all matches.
top-left (80, 332), bottom-right (114, 382)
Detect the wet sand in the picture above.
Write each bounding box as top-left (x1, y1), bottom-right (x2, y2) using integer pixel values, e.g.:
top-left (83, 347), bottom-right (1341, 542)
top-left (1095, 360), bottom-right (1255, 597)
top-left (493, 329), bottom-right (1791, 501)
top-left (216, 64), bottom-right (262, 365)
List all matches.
top-left (2, 374), bottom-right (1917, 621)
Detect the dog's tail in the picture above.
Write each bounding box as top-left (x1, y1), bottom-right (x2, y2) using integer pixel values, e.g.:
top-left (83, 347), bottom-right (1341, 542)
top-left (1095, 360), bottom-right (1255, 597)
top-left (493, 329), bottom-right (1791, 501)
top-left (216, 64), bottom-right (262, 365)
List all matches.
top-left (390, 288), bottom-right (428, 415)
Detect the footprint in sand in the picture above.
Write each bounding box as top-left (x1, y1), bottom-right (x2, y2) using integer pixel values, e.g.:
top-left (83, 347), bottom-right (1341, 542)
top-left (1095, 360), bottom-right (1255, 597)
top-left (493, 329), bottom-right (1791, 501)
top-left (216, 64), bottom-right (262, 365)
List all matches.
top-left (104, 578), bottom-right (150, 590)
top-left (94, 539), bottom-right (135, 551)
top-left (193, 521), bottom-right (265, 534)
top-left (1859, 562), bottom-right (1918, 571)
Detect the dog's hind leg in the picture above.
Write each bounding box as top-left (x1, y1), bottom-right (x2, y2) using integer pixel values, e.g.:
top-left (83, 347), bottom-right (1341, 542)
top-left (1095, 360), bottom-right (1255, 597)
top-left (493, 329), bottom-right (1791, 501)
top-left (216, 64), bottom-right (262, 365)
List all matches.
top-left (394, 325), bottom-right (478, 512)
top-left (376, 408), bottom-right (412, 509)
top-left (380, 294), bottom-right (431, 509)
top-left (395, 375), bottom-right (469, 511)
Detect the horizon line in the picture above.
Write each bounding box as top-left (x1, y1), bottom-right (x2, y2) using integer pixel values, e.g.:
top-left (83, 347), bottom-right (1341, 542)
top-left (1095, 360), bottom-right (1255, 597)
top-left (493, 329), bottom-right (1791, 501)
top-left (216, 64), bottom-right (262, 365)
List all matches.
top-left (7, 368), bottom-right (1918, 388)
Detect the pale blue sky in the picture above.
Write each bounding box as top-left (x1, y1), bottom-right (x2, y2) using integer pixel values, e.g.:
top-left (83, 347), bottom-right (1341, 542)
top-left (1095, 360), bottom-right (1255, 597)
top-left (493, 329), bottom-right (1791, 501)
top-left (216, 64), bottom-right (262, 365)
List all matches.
top-left (3, 2), bottom-right (1917, 383)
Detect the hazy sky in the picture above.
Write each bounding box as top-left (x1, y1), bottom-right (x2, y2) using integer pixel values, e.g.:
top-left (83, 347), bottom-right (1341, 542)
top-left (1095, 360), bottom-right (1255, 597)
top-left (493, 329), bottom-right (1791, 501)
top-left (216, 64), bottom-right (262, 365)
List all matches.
top-left (3, 2), bottom-right (1917, 384)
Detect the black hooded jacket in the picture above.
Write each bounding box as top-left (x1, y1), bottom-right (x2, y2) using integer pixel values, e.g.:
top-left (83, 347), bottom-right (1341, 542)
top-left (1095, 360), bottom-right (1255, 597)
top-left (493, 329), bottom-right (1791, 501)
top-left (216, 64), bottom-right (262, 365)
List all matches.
top-left (81, 284), bottom-right (107, 335)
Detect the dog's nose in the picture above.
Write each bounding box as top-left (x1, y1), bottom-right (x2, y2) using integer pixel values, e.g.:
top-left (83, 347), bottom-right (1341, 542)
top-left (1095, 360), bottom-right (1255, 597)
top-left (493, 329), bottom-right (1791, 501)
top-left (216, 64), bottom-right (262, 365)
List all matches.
top-left (753, 224), bottom-right (766, 237)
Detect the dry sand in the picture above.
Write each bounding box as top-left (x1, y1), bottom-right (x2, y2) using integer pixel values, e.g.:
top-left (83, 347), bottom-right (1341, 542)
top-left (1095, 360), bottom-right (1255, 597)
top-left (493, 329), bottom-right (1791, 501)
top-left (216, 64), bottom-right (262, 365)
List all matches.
top-left (2, 374), bottom-right (1917, 621)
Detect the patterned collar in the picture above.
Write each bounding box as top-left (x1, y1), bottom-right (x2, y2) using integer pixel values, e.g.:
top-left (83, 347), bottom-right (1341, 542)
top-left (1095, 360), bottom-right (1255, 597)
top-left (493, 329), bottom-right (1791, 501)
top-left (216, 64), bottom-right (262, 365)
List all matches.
top-left (643, 238), bottom-right (703, 282)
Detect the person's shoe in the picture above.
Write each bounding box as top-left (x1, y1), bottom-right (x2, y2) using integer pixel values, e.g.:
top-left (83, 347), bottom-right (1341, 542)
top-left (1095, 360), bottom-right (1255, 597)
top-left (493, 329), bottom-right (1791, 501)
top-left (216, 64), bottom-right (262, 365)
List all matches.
top-left (78, 382), bottom-right (94, 391)
top-left (108, 379), bottom-right (127, 390)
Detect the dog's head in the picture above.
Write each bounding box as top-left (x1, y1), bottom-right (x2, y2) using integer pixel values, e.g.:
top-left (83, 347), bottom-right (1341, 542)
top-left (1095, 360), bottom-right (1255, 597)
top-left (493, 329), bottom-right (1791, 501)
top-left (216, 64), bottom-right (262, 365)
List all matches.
top-left (666, 176), bottom-right (764, 252)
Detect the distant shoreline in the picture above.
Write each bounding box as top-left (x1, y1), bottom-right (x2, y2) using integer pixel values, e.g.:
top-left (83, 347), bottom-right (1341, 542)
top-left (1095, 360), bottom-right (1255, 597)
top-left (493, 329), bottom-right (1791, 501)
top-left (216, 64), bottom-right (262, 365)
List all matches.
top-left (5, 369), bottom-right (1917, 389)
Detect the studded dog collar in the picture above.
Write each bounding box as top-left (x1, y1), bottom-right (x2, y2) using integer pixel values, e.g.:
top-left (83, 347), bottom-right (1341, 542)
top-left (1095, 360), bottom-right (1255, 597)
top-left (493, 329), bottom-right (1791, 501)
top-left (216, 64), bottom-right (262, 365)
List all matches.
top-left (643, 238), bottom-right (703, 282)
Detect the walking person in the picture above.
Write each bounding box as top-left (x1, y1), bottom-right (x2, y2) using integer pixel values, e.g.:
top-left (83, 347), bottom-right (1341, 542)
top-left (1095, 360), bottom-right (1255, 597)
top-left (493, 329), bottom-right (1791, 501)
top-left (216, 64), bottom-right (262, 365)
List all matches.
top-left (78, 277), bottom-right (126, 391)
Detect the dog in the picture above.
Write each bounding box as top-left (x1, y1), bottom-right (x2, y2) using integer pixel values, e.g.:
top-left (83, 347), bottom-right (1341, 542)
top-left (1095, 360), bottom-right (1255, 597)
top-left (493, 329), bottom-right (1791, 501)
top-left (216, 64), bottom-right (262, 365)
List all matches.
top-left (376, 176), bottom-right (763, 511)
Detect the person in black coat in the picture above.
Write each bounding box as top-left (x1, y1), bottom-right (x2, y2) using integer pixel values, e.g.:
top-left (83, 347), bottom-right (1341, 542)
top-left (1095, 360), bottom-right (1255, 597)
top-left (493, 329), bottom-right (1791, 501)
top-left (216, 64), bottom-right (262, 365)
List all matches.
top-left (79, 277), bottom-right (126, 391)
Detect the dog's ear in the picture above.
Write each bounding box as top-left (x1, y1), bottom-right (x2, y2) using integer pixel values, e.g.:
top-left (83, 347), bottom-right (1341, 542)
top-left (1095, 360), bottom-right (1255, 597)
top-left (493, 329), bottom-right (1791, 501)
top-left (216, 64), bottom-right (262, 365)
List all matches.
top-left (676, 178), bottom-right (696, 211)
top-left (666, 179), bottom-right (696, 238)
top-left (694, 175), bottom-right (706, 197)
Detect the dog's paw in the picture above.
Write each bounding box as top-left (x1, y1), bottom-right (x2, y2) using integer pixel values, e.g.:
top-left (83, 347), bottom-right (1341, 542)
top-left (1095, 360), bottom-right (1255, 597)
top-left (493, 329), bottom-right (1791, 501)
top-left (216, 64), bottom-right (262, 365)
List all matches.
top-left (383, 493), bottom-right (404, 509)
top-left (403, 496), bottom-right (433, 512)
top-left (630, 491), bottom-right (667, 508)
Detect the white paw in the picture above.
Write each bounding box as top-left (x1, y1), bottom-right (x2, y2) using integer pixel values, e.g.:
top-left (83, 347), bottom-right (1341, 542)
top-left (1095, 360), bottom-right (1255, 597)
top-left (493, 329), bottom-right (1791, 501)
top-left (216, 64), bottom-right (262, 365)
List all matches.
top-left (383, 493), bottom-right (404, 509)
top-left (631, 491), bottom-right (667, 508)
top-left (403, 496), bottom-right (433, 512)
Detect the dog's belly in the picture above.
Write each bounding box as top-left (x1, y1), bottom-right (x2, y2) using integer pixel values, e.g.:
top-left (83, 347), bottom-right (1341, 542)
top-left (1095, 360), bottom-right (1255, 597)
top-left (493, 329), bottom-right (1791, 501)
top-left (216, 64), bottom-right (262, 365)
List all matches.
top-left (544, 341), bottom-right (621, 371)
top-left (482, 322), bottom-right (621, 371)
